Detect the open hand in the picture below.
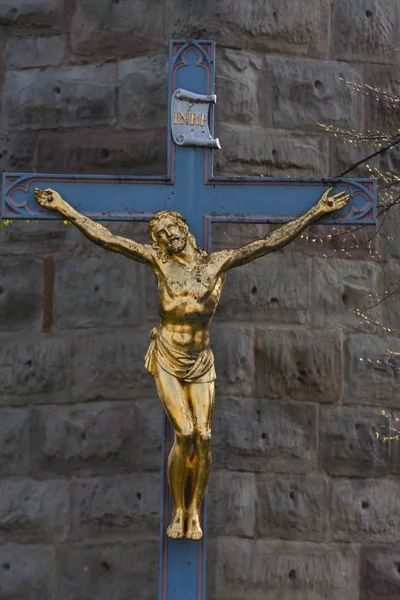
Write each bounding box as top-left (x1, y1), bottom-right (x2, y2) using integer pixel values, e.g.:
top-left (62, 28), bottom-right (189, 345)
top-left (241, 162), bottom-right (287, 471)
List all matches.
top-left (34, 188), bottom-right (64, 211)
top-left (316, 187), bottom-right (350, 216)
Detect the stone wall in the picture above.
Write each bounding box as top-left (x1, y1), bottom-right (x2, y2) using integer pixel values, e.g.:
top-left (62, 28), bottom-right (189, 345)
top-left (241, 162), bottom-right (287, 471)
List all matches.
top-left (1, 1), bottom-right (400, 599)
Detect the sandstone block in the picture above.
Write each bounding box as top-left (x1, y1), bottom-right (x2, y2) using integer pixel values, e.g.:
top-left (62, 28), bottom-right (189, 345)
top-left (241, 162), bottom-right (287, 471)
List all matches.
top-left (0, 220), bottom-right (83, 256)
top-left (255, 328), bottom-right (342, 403)
top-left (70, 474), bottom-right (159, 540)
top-left (56, 540), bottom-right (158, 600)
top-left (211, 324), bottom-right (255, 396)
top-left (214, 124), bottom-right (328, 177)
top-left (3, 64), bottom-right (116, 130)
top-left (208, 471), bottom-right (256, 537)
top-left (215, 48), bottom-right (262, 125)
top-left (168, 0), bottom-right (330, 58)
top-left (118, 55), bottom-right (168, 129)
top-left (380, 202), bottom-right (400, 261)
top-left (71, 328), bottom-right (154, 402)
top-left (331, 478), bottom-right (400, 542)
top-left (207, 537), bottom-right (359, 600)
top-left (364, 64), bottom-right (400, 135)
top-left (332, 0), bottom-right (399, 63)
top-left (344, 334), bottom-right (400, 408)
top-left (291, 221), bottom-right (379, 261)
top-left (211, 222), bottom-right (271, 251)
top-left (0, 0), bottom-right (61, 27)
top-left (32, 402), bottom-right (138, 477)
top-left (0, 544), bottom-right (55, 600)
top-left (264, 57), bottom-right (362, 131)
top-left (311, 257), bottom-right (381, 328)
top-left (0, 409), bottom-right (30, 477)
top-left (0, 133), bottom-right (36, 173)
top-left (0, 479), bottom-right (69, 543)
top-left (256, 475), bottom-right (329, 541)
top-left (0, 332), bottom-right (74, 405)
top-left (35, 128), bottom-right (167, 175)
top-left (53, 253), bottom-right (142, 329)
top-left (361, 546), bottom-right (400, 600)
top-left (5, 35), bottom-right (66, 69)
top-left (320, 405), bottom-right (389, 477)
top-left (71, 0), bottom-right (164, 57)
top-left (0, 258), bottom-right (43, 332)
top-left (212, 396), bottom-right (317, 473)
top-left (389, 412), bottom-right (400, 474)
top-left (216, 251), bottom-right (310, 324)
top-left (134, 397), bottom-right (163, 471)
top-left (380, 260), bottom-right (400, 333)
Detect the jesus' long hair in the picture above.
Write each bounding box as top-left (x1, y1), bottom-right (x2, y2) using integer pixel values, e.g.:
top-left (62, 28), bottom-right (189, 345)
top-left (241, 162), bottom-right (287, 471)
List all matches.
top-left (147, 210), bottom-right (207, 263)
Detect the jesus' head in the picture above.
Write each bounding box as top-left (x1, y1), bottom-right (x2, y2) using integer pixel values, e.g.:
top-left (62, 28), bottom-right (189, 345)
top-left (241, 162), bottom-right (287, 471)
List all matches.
top-left (148, 210), bottom-right (204, 263)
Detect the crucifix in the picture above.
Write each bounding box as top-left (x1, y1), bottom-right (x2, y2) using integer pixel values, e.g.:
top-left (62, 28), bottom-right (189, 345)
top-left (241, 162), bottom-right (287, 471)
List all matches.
top-left (2, 40), bottom-right (376, 600)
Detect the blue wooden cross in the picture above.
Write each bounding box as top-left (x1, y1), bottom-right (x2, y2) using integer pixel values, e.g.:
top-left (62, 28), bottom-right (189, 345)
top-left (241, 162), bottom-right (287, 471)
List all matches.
top-left (2, 40), bottom-right (376, 600)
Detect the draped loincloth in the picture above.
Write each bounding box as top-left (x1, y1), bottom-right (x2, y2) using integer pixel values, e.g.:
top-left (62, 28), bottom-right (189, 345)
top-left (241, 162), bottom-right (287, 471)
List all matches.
top-left (144, 328), bottom-right (216, 383)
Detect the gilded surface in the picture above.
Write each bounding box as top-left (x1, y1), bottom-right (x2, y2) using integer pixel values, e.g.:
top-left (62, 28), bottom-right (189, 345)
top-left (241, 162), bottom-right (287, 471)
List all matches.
top-left (34, 187), bottom-right (349, 541)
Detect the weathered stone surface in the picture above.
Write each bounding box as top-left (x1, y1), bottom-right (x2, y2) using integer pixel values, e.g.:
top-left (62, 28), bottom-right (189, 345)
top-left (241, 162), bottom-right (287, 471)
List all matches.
top-left (255, 328), bottom-right (342, 402)
top-left (0, 332), bottom-right (73, 405)
top-left (0, 544), bottom-right (55, 600)
top-left (256, 475), bottom-right (329, 541)
top-left (331, 478), bottom-right (400, 542)
top-left (381, 260), bottom-right (400, 333)
top-left (265, 57), bottom-right (362, 131)
top-left (0, 409), bottom-right (30, 477)
top-left (380, 203), bottom-right (400, 261)
top-left (344, 334), bottom-right (400, 408)
top-left (207, 537), bottom-right (359, 600)
top-left (0, 220), bottom-right (83, 256)
top-left (389, 412), bottom-right (400, 474)
top-left (0, 258), bottom-right (43, 332)
top-left (213, 396), bottom-right (317, 473)
top-left (364, 64), bottom-right (400, 134)
top-left (118, 55), bottom-right (168, 130)
top-left (291, 221), bottom-right (380, 261)
top-left (31, 402), bottom-right (138, 477)
top-left (3, 64), bottom-right (116, 130)
top-left (35, 128), bottom-right (167, 175)
top-left (5, 35), bottom-right (66, 69)
top-left (332, 0), bottom-right (399, 63)
top-left (0, 479), bottom-right (69, 542)
top-left (53, 253), bottom-right (142, 329)
top-left (208, 471), bottom-right (256, 537)
top-left (320, 406), bottom-right (389, 477)
top-left (71, 0), bottom-right (164, 57)
top-left (0, 133), bottom-right (36, 173)
top-left (216, 251), bottom-right (310, 324)
top-left (361, 546), bottom-right (400, 600)
top-left (0, 0), bottom-right (61, 27)
top-left (71, 328), bottom-right (154, 402)
top-left (70, 474), bottom-right (159, 540)
top-left (134, 397), bottom-right (163, 471)
top-left (328, 135), bottom-right (374, 179)
top-left (215, 48), bottom-right (262, 125)
top-left (56, 540), bottom-right (158, 600)
top-left (168, 0), bottom-right (330, 57)
top-left (214, 124), bottom-right (328, 177)
top-left (311, 258), bottom-right (381, 328)
top-left (211, 323), bottom-right (255, 396)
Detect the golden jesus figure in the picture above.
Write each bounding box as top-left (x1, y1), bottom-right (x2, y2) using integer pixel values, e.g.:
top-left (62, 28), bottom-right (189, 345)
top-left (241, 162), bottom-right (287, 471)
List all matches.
top-left (35, 186), bottom-right (349, 541)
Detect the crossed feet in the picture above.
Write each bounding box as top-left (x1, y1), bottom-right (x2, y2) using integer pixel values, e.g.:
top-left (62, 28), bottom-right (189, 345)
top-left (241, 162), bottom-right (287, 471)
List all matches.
top-left (167, 508), bottom-right (203, 540)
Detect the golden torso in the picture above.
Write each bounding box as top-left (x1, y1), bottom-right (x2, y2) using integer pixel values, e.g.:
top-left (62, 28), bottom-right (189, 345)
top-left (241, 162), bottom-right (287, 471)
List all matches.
top-left (153, 254), bottom-right (226, 352)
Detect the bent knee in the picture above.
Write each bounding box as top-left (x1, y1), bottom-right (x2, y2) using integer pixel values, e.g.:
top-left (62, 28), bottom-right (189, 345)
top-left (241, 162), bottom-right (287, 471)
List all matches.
top-left (177, 427), bottom-right (195, 445)
top-left (197, 429), bottom-right (211, 443)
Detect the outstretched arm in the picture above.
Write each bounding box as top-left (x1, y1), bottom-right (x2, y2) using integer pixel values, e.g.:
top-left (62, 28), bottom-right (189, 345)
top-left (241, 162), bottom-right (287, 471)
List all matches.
top-left (34, 188), bottom-right (156, 265)
top-left (211, 188), bottom-right (350, 272)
